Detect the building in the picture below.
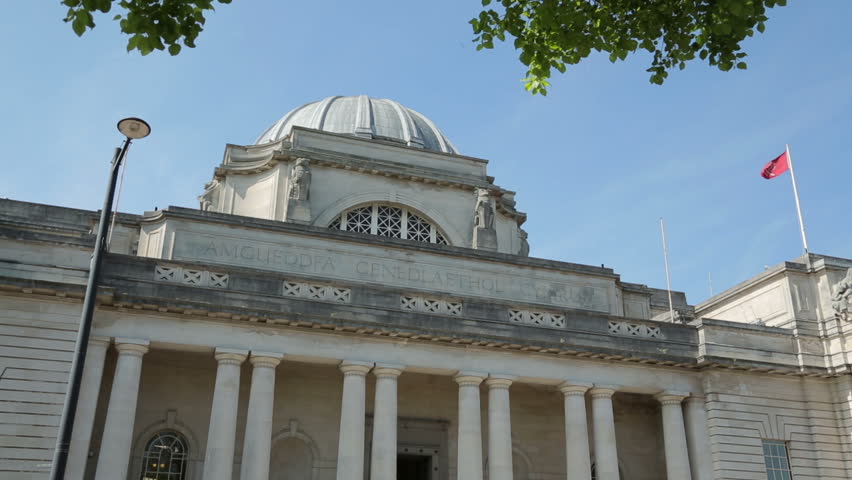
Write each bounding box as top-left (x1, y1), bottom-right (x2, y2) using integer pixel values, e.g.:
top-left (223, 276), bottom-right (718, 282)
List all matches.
top-left (1, 95), bottom-right (851, 480)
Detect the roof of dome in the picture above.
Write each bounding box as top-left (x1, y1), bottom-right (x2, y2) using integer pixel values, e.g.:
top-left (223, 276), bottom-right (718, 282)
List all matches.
top-left (255, 95), bottom-right (459, 154)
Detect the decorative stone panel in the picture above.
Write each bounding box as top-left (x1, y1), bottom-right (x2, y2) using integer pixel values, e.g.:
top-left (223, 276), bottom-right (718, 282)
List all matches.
top-left (400, 295), bottom-right (463, 316)
top-left (154, 265), bottom-right (229, 288)
top-left (508, 309), bottom-right (565, 328)
top-left (608, 321), bottom-right (661, 339)
top-left (282, 281), bottom-right (351, 303)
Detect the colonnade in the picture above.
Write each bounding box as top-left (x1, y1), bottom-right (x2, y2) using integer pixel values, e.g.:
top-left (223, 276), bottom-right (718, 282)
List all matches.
top-left (65, 338), bottom-right (713, 480)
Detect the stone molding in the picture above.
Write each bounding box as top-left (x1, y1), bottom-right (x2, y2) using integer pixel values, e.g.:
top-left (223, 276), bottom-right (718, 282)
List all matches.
top-left (608, 320), bottom-right (661, 339)
top-left (508, 308), bottom-right (566, 328)
top-left (485, 374), bottom-right (516, 389)
top-left (589, 385), bottom-right (618, 398)
top-left (214, 347), bottom-right (249, 365)
top-left (401, 295), bottom-right (463, 316)
top-left (655, 392), bottom-right (690, 405)
top-left (340, 360), bottom-right (373, 376)
top-left (155, 264), bottom-right (229, 289)
top-left (454, 371), bottom-right (486, 386)
top-left (558, 381), bottom-right (593, 396)
top-left (282, 280), bottom-right (351, 304)
top-left (90, 336), bottom-right (111, 347)
top-left (249, 351), bottom-right (284, 368)
top-left (115, 339), bottom-right (150, 357)
top-left (373, 364), bottom-right (405, 379)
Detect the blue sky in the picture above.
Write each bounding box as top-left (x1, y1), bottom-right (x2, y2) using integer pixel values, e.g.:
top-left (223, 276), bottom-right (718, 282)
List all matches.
top-left (2, 1), bottom-right (850, 306)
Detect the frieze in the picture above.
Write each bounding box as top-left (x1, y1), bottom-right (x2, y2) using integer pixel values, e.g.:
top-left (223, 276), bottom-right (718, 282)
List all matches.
top-left (170, 231), bottom-right (611, 312)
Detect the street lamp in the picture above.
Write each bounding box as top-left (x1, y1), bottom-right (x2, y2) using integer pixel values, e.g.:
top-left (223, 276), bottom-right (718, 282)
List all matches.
top-left (50, 118), bottom-right (151, 480)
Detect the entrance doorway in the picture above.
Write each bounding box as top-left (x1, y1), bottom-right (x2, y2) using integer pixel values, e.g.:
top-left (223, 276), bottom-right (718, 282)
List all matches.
top-left (397, 454), bottom-right (432, 480)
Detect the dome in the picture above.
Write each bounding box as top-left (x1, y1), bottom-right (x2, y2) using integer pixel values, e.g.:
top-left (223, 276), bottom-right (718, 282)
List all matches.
top-left (255, 95), bottom-right (459, 154)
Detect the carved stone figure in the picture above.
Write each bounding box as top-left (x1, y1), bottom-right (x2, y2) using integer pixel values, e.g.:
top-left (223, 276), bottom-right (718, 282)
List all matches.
top-left (519, 228), bottom-right (530, 257)
top-left (198, 179), bottom-right (220, 212)
top-left (474, 188), bottom-right (494, 229)
top-left (289, 158), bottom-right (311, 201)
top-left (472, 188), bottom-right (498, 251)
top-left (831, 268), bottom-right (852, 321)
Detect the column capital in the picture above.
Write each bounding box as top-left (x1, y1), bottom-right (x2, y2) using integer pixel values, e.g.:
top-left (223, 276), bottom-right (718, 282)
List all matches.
top-left (589, 384), bottom-right (619, 398)
top-left (373, 364), bottom-right (405, 378)
top-left (115, 339), bottom-right (149, 357)
top-left (214, 347), bottom-right (248, 365)
top-left (485, 374), bottom-right (516, 389)
top-left (684, 395), bottom-right (706, 405)
top-left (250, 351), bottom-right (284, 368)
top-left (340, 360), bottom-right (373, 376)
top-left (454, 371), bottom-right (486, 387)
top-left (558, 381), bottom-right (592, 396)
top-left (655, 391), bottom-right (689, 405)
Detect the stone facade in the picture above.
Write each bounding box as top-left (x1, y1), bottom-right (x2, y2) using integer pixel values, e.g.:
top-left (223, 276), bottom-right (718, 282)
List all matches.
top-left (1, 96), bottom-right (851, 480)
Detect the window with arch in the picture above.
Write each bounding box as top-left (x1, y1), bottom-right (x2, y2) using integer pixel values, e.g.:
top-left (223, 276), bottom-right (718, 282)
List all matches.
top-left (591, 462), bottom-right (622, 480)
top-left (327, 203), bottom-right (449, 245)
top-left (140, 430), bottom-right (189, 480)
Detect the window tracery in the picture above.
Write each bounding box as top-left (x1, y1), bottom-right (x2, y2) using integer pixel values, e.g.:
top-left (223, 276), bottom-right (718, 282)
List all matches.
top-left (140, 430), bottom-right (188, 480)
top-left (327, 204), bottom-right (448, 245)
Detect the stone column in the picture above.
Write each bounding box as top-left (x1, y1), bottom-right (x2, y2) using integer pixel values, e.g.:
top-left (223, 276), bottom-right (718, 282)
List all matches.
top-left (336, 360), bottom-right (373, 480)
top-left (656, 392), bottom-right (693, 480)
top-left (455, 372), bottom-right (486, 480)
top-left (683, 396), bottom-right (713, 480)
top-left (239, 352), bottom-right (284, 480)
top-left (202, 348), bottom-right (248, 480)
top-left (370, 364), bottom-right (404, 480)
top-left (93, 339), bottom-right (149, 480)
top-left (486, 375), bottom-right (515, 480)
top-left (66, 337), bottom-right (110, 480)
top-left (559, 382), bottom-right (592, 480)
top-left (589, 386), bottom-right (619, 480)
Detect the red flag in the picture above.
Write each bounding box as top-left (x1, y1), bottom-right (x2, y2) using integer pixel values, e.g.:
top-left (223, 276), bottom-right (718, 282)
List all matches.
top-left (761, 151), bottom-right (790, 179)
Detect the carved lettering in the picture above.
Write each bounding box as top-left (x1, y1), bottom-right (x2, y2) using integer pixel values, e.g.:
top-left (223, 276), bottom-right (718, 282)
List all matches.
top-left (174, 233), bottom-right (608, 312)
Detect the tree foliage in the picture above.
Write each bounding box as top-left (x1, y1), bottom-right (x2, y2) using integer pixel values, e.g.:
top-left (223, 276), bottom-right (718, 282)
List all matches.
top-left (62, 0), bottom-right (787, 94)
top-left (61, 0), bottom-right (231, 56)
top-left (471, 0), bottom-right (788, 94)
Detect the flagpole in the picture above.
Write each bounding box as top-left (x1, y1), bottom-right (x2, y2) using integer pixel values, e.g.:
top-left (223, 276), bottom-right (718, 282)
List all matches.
top-left (786, 144), bottom-right (809, 256)
top-left (660, 218), bottom-right (675, 322)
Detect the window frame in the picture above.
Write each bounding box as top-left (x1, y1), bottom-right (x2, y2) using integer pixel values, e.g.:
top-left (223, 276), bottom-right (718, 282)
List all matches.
top-left (762, 439), bottom-right (794, 480)
top-left (327, 203), bottom-right (449, 246)
top-left (139, 429), bottom-right (190, 480)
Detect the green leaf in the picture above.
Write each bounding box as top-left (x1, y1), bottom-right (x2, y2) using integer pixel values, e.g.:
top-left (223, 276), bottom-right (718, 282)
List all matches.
top-left (71, 15), bottom-right (87, 36)
top-left (168, 44), bottom-right (181, 55)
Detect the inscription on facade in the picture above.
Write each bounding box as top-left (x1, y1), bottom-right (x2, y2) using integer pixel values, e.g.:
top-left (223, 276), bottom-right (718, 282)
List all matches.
top-left (171, 232), bottom-right (610, 312)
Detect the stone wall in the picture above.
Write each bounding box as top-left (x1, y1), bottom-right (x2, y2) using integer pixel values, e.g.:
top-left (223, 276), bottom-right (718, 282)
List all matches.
top-left (703, 371), bottom-right (851, 479)
top-left (0, 296), bottom-right (78, 478)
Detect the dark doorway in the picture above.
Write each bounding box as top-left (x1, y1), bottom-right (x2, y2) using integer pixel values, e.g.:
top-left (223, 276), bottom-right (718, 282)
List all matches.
top-left (397, 454), bottom-right (431, 480)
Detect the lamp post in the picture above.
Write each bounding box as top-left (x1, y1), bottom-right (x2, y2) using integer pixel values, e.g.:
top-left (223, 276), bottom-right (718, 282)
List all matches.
top-left (49, 118), bottom-right (151, 480)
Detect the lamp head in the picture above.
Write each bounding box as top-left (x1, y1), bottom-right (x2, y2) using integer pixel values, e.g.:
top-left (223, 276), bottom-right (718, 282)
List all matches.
top-left (117, 117), bottom-right (151, 139)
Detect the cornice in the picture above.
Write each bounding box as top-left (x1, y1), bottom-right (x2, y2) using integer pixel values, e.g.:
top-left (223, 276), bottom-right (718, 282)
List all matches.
top-left (2, 274), bottom-right (838, 379)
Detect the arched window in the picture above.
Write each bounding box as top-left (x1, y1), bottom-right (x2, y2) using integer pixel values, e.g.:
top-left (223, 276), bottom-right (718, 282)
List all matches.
top-left (327, 204), bottom-right (449, 245)
top-left (591, 462), bottom-right (623, 480)
top-left (140, 430), bottom-right (188, 480)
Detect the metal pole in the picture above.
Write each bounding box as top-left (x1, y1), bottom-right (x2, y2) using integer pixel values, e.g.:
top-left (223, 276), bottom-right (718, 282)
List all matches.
top-left (660, 218), bottom-right (675, 322)
top-left (49, 138), bottom-right (132, 480)
top-left (785, 144), bottom-right (809, 256)
top-left (708, 271), bottom-right (714, 297)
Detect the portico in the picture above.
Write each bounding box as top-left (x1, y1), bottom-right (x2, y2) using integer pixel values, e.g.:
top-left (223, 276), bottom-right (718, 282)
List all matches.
top-left (68, 315), bottom-right (710, 480)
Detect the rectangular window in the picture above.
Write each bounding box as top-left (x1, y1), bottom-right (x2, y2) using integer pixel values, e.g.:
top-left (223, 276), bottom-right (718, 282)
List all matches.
top-left (763, 439), bottom-right (793, 480)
